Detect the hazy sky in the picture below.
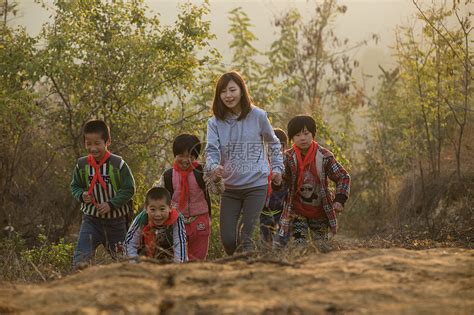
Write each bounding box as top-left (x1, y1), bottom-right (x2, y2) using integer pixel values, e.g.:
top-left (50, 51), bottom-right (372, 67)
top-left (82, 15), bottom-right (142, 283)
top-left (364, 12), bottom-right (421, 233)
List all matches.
top-left (12, 0), bottom-right (422, 86)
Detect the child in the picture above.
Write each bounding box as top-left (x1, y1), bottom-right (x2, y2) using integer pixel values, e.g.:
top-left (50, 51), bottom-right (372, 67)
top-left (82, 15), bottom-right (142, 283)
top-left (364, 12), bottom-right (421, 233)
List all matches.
top-left (158, 134), bottom-right (211, 261)
top-left (275, 115), bottom-right (350, 248)
top-left (125, 187), bottom-right (187, 263)
top-left (70, 119), bottom-right (135, 267)
top-left (205, 71), bottom-right (284, 255)
top-left (260, 128), bottom-right (289, 245)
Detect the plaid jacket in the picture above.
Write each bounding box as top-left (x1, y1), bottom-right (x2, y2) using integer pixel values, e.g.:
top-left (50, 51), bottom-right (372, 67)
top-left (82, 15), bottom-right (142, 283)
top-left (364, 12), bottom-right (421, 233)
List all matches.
top-left (277, 145), bottom-right (350, 237)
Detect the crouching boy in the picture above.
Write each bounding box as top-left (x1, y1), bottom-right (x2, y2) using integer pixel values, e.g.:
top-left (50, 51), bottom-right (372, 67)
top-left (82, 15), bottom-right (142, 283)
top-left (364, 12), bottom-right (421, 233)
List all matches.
top-left (125, 187), bottom-right (187, 262)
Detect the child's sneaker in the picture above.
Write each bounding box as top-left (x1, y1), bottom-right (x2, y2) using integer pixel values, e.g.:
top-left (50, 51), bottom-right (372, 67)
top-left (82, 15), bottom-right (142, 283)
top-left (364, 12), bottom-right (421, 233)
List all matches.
top-left (316, 239), bottom-right (332, 253)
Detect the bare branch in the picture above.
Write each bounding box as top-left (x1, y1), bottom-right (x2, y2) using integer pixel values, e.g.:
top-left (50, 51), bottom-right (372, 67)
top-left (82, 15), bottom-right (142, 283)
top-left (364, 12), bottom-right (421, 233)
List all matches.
top-left (48, 73), bottom-right (79, 147)
top-left (412, 0), bottom-right (473, 69)
top-left (443, 96), bottom-right (462, 126)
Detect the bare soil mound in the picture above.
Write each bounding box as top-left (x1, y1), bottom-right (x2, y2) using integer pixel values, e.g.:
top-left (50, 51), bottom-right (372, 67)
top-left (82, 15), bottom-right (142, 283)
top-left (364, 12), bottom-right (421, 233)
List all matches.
top-left (0, 247), bottom-right (473, 314)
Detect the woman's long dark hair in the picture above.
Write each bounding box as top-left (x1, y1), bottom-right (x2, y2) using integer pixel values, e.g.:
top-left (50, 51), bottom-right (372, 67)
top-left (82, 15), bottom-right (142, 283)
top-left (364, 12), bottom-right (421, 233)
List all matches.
top-left (212, 71), bottom-right (252, 120)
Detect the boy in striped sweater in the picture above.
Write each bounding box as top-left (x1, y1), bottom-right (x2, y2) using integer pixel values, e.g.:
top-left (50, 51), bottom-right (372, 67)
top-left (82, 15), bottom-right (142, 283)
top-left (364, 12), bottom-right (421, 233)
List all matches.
top-left (125, 187), bottom-right (187, 263)
top-left (70, 120), bottom-right (135, 267)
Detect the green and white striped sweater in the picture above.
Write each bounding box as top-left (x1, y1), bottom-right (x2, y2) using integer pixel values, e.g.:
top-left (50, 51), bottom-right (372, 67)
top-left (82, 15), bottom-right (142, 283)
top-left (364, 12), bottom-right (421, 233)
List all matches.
top-left (70, 154), bottom-right (135, 219)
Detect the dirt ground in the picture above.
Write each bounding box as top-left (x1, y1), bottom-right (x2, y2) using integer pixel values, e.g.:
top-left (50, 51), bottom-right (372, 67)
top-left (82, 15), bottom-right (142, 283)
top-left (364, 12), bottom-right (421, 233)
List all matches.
top-left (0, 245), bottom-right (473, 315)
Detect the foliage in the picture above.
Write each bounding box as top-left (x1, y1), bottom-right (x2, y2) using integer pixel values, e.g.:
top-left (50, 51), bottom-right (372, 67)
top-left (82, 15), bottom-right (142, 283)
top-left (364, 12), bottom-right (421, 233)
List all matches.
top-left (0, 0), bottom-right (19, 25)
top-left (1, 0), bottom-right (220, 239)
top-left (225, 1), bottom-right (358, 165)
top-left (21, 229), bottom-right (74, 277)
top-left (266, 1), bottom-right (375, 132)
top-left (1, 0), bottom-right (472, 283)
top-left (345, 0), bottom-right (473, 236)
top-left (0, 24), bottom-right (58, 238)
top-left (206, 196), bottom-right (225, 259)
top-left (226, 7), bottom-right (278, 110)
top-left (265, 0), bottom-right (377, 165)
top-left (0, 231), bottom-right (74, 282)
top-left (389, 0), bottom-right (472, 179)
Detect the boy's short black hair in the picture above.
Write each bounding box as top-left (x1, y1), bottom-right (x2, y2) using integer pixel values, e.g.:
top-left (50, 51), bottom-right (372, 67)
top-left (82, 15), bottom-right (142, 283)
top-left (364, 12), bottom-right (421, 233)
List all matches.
top-left (273, 128), bottom-right (288, 145)
top-left (145, 187), bottom-right (171, 206)
top-left (287, 115), bottom-right (316, 140)
top-left (172, 134), bottom-right (201, 159)
top-left (83, 120), bottom-right (110, 142)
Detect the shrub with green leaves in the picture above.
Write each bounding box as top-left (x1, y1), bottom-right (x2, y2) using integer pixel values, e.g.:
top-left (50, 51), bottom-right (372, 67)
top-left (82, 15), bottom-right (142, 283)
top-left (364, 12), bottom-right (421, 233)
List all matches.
top-left (21, 233), bottom-right (74, 276)
top-left (0, 231), bottom-right (74, 282)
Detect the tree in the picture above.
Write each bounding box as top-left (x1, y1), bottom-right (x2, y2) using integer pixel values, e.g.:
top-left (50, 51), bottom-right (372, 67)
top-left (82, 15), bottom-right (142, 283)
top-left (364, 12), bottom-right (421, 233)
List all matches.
top-left (268, 1), bottom-right (372, 115)
top-left (394, 1), bottom-right (473, 179)
top-left (348, 1), bottom-right (473, 236)
top-left (1, 0), bottom-right (18, 28)
top-left (1, 0), bottom-right (219, 238)
top-left (226, 7), bottom-right (277, 109)
top-left (266, 0), bottom-right (374, 164)
top-left (0, 1), bottom-right (50, 236)
top-left (412, 0), bottom-right (472, 179)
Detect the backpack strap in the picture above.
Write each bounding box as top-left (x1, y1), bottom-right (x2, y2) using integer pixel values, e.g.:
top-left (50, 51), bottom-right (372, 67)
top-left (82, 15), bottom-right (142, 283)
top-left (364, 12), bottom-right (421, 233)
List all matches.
top-left (77, 156), bottom-right (90, 189)
top-left (108, 153), bottom-right (123, 192)
top-left (193, 165), bottom-right (212, 217)
top-left (163, 168), bottom-right (174, 197)
top-left (108, 154), bottom-right (135, 224)
top-left (78, 154), bottom-right (123, 192)
top-left (163, 166), bottom-right (211, 217)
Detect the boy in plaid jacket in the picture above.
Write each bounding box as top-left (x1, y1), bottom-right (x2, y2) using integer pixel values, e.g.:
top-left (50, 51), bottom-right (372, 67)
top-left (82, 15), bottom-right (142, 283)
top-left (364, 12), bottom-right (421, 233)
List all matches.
top-left (274, 115), bottom-right (350, 249)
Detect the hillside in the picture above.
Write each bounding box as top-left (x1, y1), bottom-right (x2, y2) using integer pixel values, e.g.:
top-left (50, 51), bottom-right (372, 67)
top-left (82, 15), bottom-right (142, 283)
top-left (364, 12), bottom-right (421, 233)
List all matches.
top-left (0, 247), bottom-right (472, 314)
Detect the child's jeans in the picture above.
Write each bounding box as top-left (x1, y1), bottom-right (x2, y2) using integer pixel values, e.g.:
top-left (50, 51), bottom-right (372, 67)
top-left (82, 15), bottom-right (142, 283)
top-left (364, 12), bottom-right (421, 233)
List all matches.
top-left (185, 212), bottom-right (211, 261)
top-left (260, 208), bottom-right (282, 244)
top-left (73, 214), bottom-right (127, 267)
top-left (219, 185), bottom-right (268, 255)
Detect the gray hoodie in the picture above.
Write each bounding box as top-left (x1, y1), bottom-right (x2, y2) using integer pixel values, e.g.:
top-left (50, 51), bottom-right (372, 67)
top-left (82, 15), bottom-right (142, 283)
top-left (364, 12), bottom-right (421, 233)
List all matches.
top-left (205, 106), bottom-right (284, 190)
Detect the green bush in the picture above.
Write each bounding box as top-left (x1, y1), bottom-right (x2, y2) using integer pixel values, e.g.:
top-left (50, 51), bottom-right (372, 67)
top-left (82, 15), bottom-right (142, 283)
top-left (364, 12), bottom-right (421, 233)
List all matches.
top-left (207, 197), bottom-right (226, 259)
top-left (0, 231), bottom-right (74, 282)
top-left (21, 233), bottom-right (74, 276)
top-left (0, 233), bottom-right (28, 281)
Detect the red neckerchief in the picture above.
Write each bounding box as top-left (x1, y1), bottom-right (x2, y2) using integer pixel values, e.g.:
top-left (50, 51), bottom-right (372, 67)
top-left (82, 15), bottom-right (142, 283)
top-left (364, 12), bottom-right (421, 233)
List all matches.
top-left (87, 151), bottom-right (111, 206)
top-left (267, 166), bottom-right (273, 200)
top-left (292, 141), bottom-right (318, 193)
top-left (173, 160), bottom-right (199, 212)
top-left (142, 208), bottom-right (179, 257)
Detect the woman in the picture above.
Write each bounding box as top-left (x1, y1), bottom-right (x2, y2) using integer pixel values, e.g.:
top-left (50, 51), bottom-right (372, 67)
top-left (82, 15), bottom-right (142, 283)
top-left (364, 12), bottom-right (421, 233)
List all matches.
top-left (205, 71), bottom-right (283, 255)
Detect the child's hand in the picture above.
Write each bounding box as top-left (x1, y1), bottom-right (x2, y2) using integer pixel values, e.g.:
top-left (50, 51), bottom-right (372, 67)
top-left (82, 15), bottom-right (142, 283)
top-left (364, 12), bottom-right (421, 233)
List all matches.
top-left (214, 165), bottom-right (224, 176)
top-left (212, 165), bottom-right (224, 182)
top-left (82, 192), bottom-right (92, 203)
top-left (330, 225), bottom-right (338, 235)
top-left (211, 173), bottom-right (222, 183)
top-left (271, 172), bottom-right (282, 186)
top-left (333, 202), bottom-right (343, 214)
top-left (97, 202), bottom-right (111, 215)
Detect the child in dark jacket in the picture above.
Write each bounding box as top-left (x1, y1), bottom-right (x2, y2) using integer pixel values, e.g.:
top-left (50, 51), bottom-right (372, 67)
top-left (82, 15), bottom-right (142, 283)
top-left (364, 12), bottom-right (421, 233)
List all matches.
top-left (260, 128), bottom-right (289, 245)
